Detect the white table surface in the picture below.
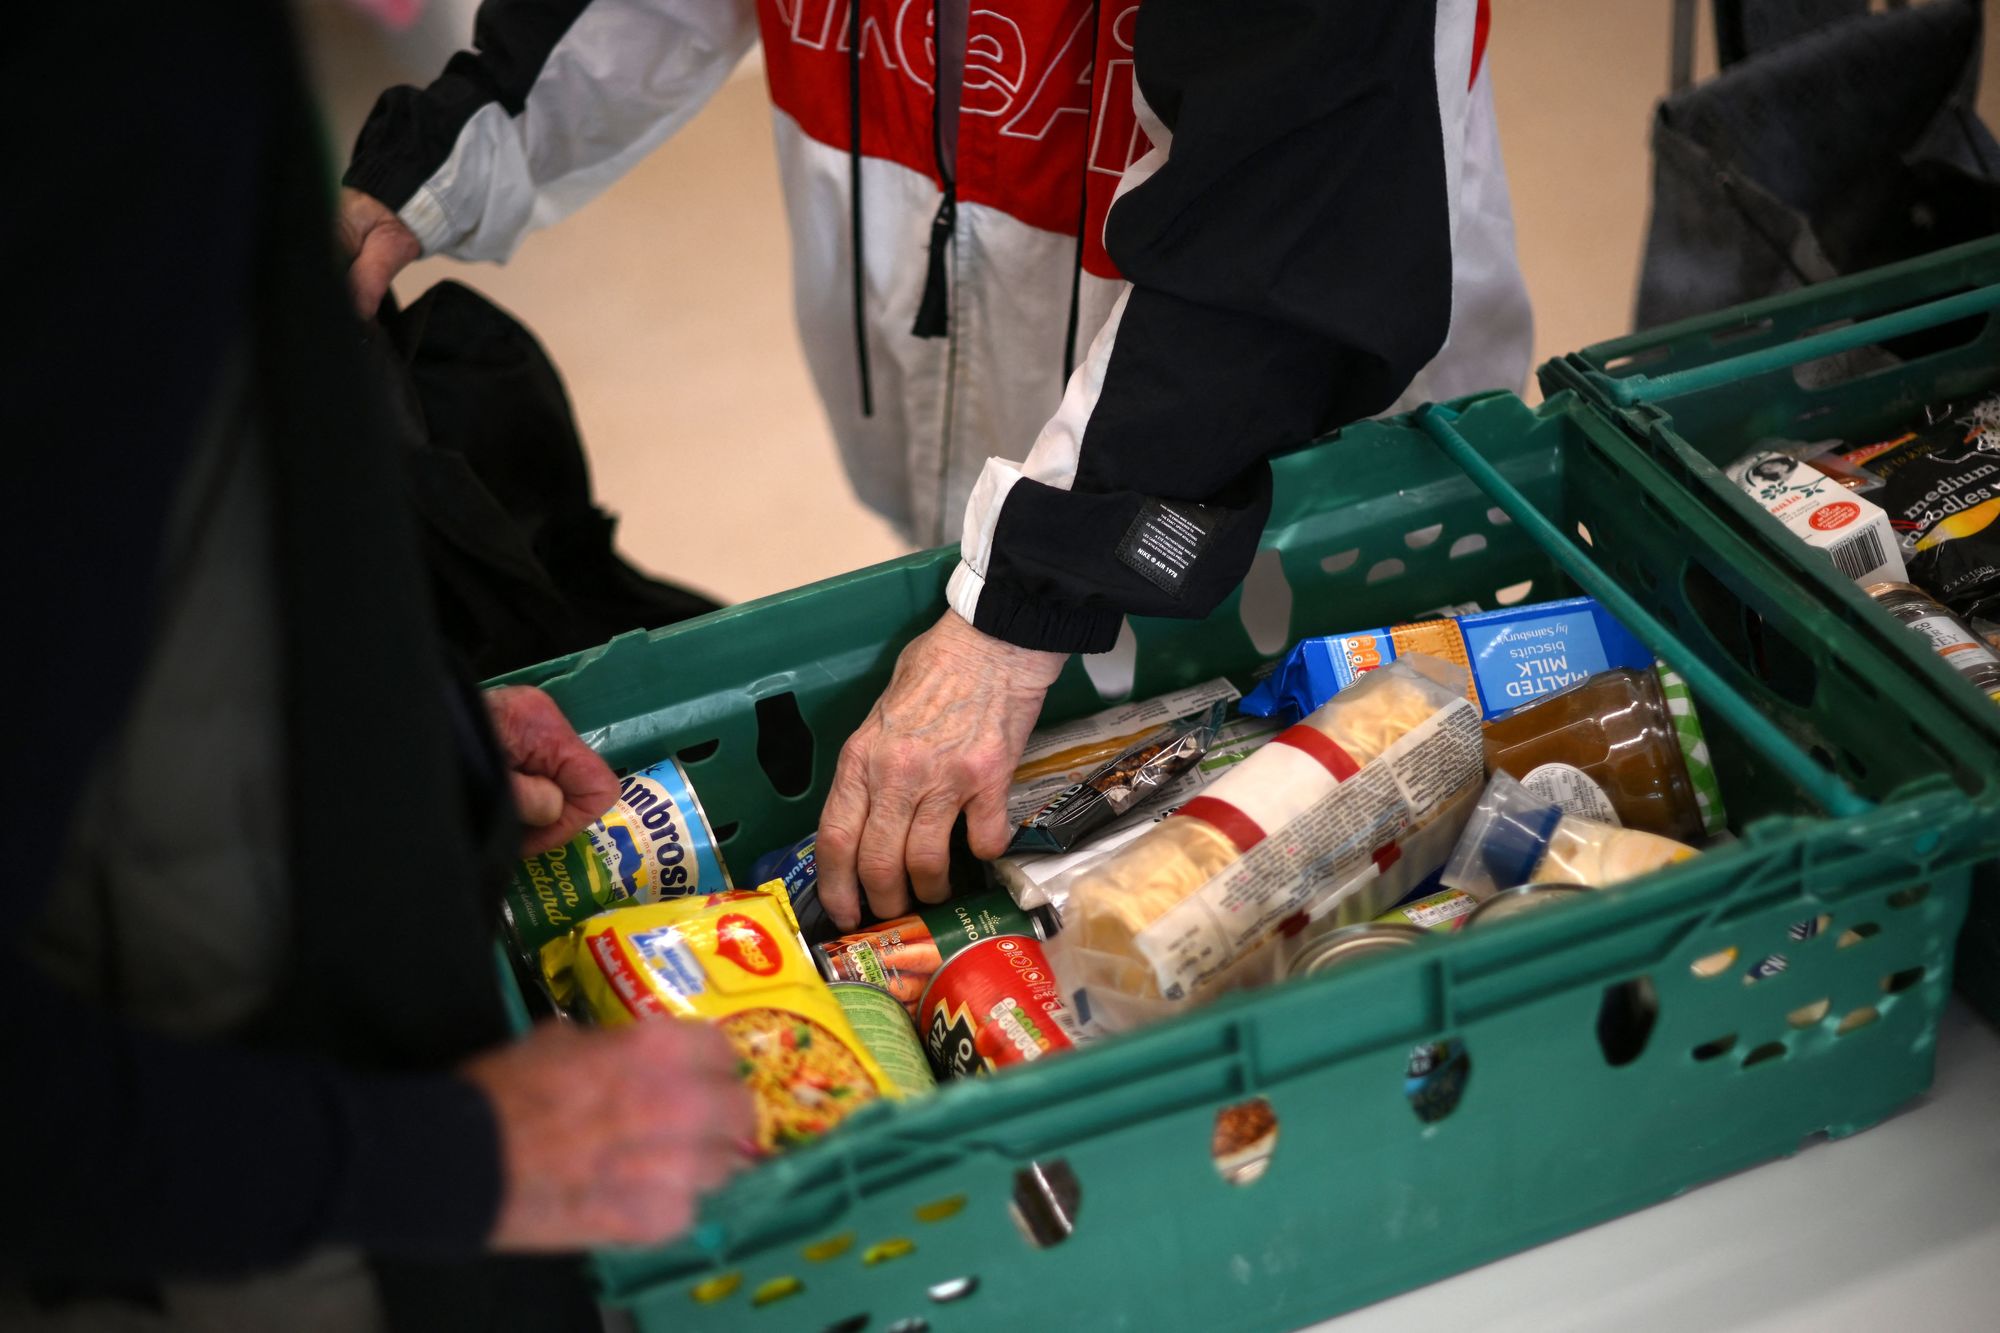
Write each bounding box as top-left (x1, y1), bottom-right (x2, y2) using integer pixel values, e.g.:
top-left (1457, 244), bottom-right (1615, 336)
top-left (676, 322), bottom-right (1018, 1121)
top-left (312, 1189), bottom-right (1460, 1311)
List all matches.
top-left (1308, 1000), bottom-right (2000, 1332)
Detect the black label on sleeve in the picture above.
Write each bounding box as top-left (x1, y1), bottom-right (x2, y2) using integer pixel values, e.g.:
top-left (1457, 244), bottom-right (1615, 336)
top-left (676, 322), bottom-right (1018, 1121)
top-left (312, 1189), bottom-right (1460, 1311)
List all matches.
top-left (1117, 499), bottom-right (1217, 598)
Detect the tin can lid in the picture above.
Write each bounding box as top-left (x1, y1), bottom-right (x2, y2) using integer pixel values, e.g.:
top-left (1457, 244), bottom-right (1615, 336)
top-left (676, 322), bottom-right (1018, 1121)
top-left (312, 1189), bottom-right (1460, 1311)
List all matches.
top-left (1465, 882), bottom-right (1593, 928)
top-left (1289, 923), bottom-right (1426, 977)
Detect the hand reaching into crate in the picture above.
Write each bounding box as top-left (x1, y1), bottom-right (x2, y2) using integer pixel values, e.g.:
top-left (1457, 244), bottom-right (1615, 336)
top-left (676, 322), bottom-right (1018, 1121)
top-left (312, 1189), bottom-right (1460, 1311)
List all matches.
top-left (463, 1020), bottom-right (757, 1250)
top-left (485, 686), bottom-right (620, 856)
top-left (817, 611), bottom-right (1065, 927)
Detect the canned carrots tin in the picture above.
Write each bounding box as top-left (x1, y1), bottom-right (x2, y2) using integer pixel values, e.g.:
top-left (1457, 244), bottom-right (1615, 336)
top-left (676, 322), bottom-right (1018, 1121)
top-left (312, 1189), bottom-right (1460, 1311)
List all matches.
top-left (918, 934), bottom-right (1075, 1079)
top-left (815, 890), bottom-right (1047, 1020)
top-left (829, 981), bottom-right (937, 1099)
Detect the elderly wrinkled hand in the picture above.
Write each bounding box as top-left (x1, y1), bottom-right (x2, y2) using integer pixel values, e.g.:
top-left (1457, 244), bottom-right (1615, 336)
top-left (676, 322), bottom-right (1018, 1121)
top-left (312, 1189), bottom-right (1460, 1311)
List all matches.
top-left (816, 611), bottom-right (1066, 928)
top-left (485, 686), bottom-right (620, 857)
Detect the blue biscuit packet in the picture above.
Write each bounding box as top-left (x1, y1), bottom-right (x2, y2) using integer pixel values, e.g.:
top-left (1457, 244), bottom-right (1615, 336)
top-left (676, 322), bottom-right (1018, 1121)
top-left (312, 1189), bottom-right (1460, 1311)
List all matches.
top-left (1241, 597), bottom-right (1654, 723)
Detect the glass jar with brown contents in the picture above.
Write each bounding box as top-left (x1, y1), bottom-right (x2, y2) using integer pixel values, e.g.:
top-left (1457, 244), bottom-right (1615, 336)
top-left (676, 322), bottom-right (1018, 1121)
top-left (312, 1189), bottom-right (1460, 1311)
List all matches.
top-left (1481, 667), bottom-right (1703, 842)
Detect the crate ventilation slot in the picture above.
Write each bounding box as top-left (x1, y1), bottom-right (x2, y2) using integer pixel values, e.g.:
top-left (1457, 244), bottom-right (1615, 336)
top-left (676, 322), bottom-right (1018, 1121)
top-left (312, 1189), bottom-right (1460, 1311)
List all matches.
top-left (1010, 1159), bottom-right (1080, 1249)
top-left (928, 1276), bottom-right (980, 1303)
top-left (1837, 1006), bottom-right (1880, 1035)
top-left (1408, 1038), bottom-right (1472, 1121)
top-left (1692, 1034), bottom-right (1736, 1062)
top-left (1212, 1098), bottom-right (1278, 1185)
top-left (1787, 999), bottom-right (1831, 1028)
top-left (1596, 978), bottom-right (1657, 1067)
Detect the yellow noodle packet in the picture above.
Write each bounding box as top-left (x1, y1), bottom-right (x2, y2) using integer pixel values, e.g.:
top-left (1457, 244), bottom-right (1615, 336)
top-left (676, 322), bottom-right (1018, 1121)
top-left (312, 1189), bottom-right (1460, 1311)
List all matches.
top-left (567, 884), bottom-right (898, 1151)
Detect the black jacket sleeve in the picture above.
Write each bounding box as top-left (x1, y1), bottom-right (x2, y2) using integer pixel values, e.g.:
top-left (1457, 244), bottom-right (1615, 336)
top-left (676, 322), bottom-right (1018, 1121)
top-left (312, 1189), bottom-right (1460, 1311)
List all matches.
top-left (0, 2), bottom-right (504, 1279)
top-left (947, 0), bottom-right (1458, 653)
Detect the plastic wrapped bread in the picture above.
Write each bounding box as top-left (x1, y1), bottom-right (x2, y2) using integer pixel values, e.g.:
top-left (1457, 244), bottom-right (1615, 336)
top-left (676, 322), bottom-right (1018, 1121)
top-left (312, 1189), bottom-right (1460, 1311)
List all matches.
top-left (1049, 655), bottom-right (1484, 1030)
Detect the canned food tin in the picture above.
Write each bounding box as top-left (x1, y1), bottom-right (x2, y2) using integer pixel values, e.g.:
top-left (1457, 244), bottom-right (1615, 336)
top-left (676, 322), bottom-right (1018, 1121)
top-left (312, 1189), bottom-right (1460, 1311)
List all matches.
top-left (1286, 923), bottom-right (1428, 978)
top-left (918, 934), bottom-right (1074, 1079)
top-left (1865, 581), bottom-right (2000, 702)
top-left (829, 981), bottom-right (937, 1099)
top-left (1462, 882), bottom-right (1593, 929)
top-left (503, 757), bottom-right (730, 992)
top-left (816, 890), bottom-right (1049, 1020)
top-left (1374, 887), bottom-right (1479, 932)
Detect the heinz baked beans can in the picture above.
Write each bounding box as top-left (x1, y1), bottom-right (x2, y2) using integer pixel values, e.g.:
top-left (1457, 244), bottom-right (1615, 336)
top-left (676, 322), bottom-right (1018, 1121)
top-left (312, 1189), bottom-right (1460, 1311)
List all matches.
top-left (503, 756), bottom-right (730, 1001)
top-left (814, 890), bottom-right (1048, 1020)
top-left (918, 934), bottom-right (1075, 1079)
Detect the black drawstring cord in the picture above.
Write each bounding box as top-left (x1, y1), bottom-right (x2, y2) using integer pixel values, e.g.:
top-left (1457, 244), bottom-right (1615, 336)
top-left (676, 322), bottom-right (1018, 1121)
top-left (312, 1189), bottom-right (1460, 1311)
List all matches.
top-left (911, 0), bottom-right (956, 339)
top-left (848, 0), bottom-right (873, 416)
top-left (1062, 3), bottom-right (1103, 385)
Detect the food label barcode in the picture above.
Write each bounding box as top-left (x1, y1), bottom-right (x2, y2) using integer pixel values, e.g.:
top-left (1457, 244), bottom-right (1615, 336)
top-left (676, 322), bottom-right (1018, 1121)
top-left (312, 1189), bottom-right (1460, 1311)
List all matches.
top-left (1829, 526), bottom-right (1886, 580)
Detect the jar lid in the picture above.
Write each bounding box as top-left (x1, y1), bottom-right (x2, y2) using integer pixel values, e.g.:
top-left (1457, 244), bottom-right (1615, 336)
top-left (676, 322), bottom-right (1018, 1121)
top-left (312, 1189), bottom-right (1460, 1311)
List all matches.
top-left (1654, 664), bottom-right (1728, 838)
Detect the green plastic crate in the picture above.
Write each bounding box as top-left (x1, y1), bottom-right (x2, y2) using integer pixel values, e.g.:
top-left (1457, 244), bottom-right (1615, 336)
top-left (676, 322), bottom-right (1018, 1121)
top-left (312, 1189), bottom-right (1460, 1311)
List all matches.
top-left (491, 391), bottom-right (1999, 1332)
top-left (1540, 236), bottom-right (2000, 1025)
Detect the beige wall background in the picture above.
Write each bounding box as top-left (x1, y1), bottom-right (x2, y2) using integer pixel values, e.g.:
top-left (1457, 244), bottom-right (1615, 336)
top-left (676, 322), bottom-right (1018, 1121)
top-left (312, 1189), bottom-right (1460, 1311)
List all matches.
top-left (305, 0), bottom-right (2000, 608)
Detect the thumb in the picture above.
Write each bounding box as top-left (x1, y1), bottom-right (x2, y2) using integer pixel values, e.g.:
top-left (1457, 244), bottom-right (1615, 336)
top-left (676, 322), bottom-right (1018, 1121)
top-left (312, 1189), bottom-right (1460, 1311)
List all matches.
top-left (511, 772), bottom-right (566, 829)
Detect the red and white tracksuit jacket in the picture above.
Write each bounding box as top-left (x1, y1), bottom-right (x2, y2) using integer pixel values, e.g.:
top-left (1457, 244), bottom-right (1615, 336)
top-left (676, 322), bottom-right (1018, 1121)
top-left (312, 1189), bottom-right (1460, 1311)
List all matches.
top-left (348, 0), bottom-right (1532, 653)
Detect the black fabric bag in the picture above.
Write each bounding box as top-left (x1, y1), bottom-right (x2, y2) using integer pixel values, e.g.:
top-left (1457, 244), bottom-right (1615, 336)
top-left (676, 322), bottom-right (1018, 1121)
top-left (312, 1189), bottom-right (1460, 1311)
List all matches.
top-left (376, 280), bottom-right (720, 678)
top-left (1637, 0), bottom-right (2000, 330)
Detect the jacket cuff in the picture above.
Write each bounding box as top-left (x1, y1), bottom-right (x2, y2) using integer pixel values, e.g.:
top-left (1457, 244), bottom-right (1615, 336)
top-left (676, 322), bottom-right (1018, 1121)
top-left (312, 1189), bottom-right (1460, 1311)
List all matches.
top-left (950, 560), bottom-right (1124, 655)
top-left (324, 1070), bottom-right (504, 1256)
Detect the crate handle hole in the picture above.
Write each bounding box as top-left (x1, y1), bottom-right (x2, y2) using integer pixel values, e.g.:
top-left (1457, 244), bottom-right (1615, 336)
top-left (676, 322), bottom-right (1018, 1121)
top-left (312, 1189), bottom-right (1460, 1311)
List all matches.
top-left (928, 1276), bottom-right (980, 1304)
top-left (1836, 922), bottom-right (1880, 949)
top-left (1010, 1159), bottom-right (1081, 1249)
top-left (1365, 558), bottom-right (1407, 585)
top-left (1081, 618), bottom-right (1137, 701)
top-left (1887, 884), bottom-right (1930, 910)
top-left (1741, 1041), bottom-right (1787, 1068)
top-left (1882, 967), bottom-right (1925, 995)
top-left (1238, 549), bottom-right (1294, 657)
top-left (1404, 523), bottom-right (1444, 550)
top-left (1596, 977), bottom-right (1658, 1067)
top-left (1448, 533), bottom-right (1487, 559)
top-left (1494, 580), bottom-right (1533, 606)
top-left (1837, 1006), bottom-right (1881, 1035)
top-left (1321, 548), bottom-right (1360, 574)
top-left (751, 1276), bottom-right (804, 1307)
top-left (1787, 998), bottom-right (1831, 1028)
top-left (1407, 1037), bottom-right (1472, 1122)
top-left (755, 692), bottom-right (816, 799)
top-left (821, 1317), bottom-right (870, 1333)
top-left (1743, 953), bottom-right (1788, 985)
top-left (1212, 1097), bottom-right (1279, 1185)
top-left (1690, 946), bottom-right (1738, 978)
top-left (1692, 1034), bottom-right (1737, 1062)
top-left (677, 738), bottom-right (720, 765)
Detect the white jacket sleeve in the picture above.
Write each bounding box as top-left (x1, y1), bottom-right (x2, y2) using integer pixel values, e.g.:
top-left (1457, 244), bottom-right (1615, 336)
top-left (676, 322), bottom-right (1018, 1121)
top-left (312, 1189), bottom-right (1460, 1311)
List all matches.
top-left (344, 0), bottom-right (758, 262)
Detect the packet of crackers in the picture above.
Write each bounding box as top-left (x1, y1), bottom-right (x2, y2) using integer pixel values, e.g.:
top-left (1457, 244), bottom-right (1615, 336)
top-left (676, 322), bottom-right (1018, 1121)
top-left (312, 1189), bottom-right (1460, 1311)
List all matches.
top-left (1049, 656), bottom-right (1484, 1031)
top-left (562, 884), bottom-right (899, 1151)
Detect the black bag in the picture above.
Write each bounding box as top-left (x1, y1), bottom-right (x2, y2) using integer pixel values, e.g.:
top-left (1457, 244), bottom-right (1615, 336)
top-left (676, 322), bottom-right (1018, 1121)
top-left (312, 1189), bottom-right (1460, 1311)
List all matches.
top-left (376, 280), bottom-right (720, 678)
top-left (1637, 0), bottom-right (2000, 330)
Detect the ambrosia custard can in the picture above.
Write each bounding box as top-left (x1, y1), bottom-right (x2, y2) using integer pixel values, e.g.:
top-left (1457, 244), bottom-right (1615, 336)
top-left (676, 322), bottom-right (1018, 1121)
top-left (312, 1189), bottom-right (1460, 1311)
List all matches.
top-left (503, 756), bottom-right (730, 999)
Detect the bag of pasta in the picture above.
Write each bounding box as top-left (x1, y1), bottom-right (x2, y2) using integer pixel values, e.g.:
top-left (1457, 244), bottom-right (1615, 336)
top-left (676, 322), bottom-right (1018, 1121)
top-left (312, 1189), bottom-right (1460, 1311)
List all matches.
top-left (1048, 655), bottom-right (1484, 1031)
top-left (563, 885), bottom-right (899, 1151)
